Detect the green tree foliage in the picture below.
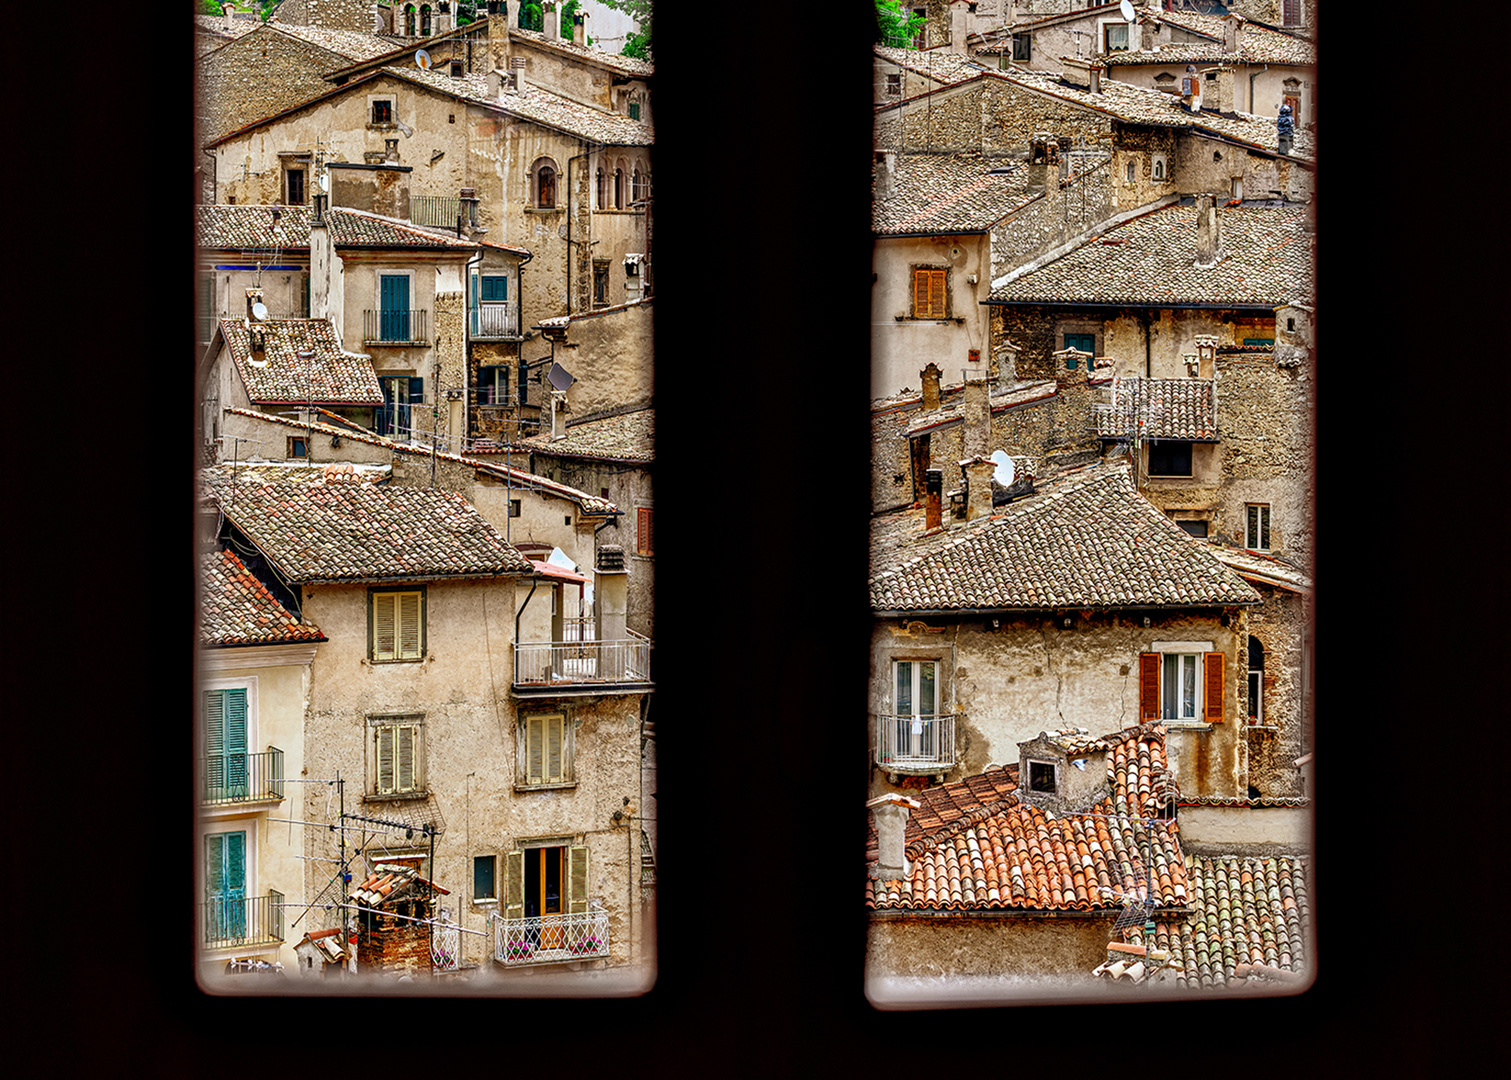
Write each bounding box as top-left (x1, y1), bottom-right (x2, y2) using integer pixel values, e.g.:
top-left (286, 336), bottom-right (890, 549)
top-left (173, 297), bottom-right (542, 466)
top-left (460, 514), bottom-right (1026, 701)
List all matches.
top-left (875, 0), bottom-right (924, 48)
top-left (520, 4), bottom-right (543, 32)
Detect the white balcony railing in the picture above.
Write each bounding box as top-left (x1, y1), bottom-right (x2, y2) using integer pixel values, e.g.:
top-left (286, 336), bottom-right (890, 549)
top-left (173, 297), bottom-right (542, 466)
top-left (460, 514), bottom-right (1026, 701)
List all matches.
top-left (492, 909), bottom-right (610, 965)
top-left (513, 631), bottom-right (652, 688)
top-left (875, 712), bottom-right (957, 774)
top-left (471, 303), bottom-right (520, 339)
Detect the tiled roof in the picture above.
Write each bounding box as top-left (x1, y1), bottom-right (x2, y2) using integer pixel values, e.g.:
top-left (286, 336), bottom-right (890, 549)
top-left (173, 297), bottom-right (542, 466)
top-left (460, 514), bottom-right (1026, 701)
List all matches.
top-left (269, 22), bottom-right (399, 62)
top-left (869, 463), bottom-right (1261, 612)
top-left (1154, 854), bottom-right (1309, 989)
top-left (989, 201), bottom-right (1311, 307)
top-left (203, 468), bottom-right (533, 583)
top-left (218, 407), bottom-right (619, 514)
top-left (874, 46), bottom-right (985, 86)
top-left (873, 153), bottom-right (1041, 235)
top-left (200, 548), bottom-right (326, 646)
top-left (1176, 794), bottom-right (1309, 808)
top-left (989, 67), bottom-right (1314, 161)
top-left (902, 378), bottom-right (1060, 437)
top-left (510, 26), bottom-right (655, 78)
top-left (205, 461), bottom-right (393, 485)
top-left (1130, 10), bottom-right (1315, 67)
top-left (389, 68), bottom-right (653, 145)
top-left (868, 722), bottom-right (1190, 912)
top-left (351, 862), bottom-right (450, 908)
top-left (218, 318), bottom-right (384, 405)
top-left (520, 406), bottom-right (654, 463)
top-left (1209, 545), bottom-right (1311, 593)
top-left (196, 204), bottom-right (495, 252)
top-left (1097, 377), bottom-right (1217, 440)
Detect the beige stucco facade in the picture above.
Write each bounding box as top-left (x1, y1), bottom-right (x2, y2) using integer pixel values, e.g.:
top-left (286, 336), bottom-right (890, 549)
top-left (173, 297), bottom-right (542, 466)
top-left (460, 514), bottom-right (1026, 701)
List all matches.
top-left (873, 233), bottom-right (992, 400)
top-left (534, 299), bottom-right (653, 416)
top-left (198, 642), bottom-right (318, 981)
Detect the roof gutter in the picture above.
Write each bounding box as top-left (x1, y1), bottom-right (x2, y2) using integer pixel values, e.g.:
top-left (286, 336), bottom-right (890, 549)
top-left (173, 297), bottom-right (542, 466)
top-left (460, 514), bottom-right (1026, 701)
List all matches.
top-left (871, 600), bottom-right (1259, 618)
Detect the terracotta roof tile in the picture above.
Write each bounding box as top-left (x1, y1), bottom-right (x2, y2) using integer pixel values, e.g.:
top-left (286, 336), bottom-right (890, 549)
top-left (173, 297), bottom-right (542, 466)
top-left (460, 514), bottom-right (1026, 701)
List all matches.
top-left (200, 548), bottom-right (326, 646)
top-left (1107, 10), bottom-right (1314, 67)
top-left (873, 152), bottom-right (1044, 235)
top-left (1097, 377), bottom-right (1217, 440)
top-left (1155, 854), bottom-right (1309, 989)
top-left (218, 318), bottom-right (385, 406)
top-left (874, 46), bottom-right (985, 87)
top-left (520, 405), bottom-right (654, 463)
top-left (196, 204), bottom-right (516, 252)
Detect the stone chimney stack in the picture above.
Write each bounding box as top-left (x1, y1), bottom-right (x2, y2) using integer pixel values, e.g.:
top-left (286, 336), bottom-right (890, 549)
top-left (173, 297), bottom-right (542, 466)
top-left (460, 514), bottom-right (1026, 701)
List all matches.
top-left (920, 362), bottom-right (942, 411)
top-left (572, 9), bottom-right (587, 46)
top-left (924, 468), bottom-right (943, 531)
top-left (950, 2), bottom-right (970, 55)
top-left (1194, 193), bottom-right (1223, 268)
top-left (962, 370), bottom-right (990, 459)
top-left (223, 3), bottom-right (236, 31)
top-left (962, 457), bottom-right (995, 521)
top-left (595, 544), bottom-right (628, 642)
top-left (1209, 66), bottom-right (1236, 113)
top-left (996, 339), bottom-right (1020, 389)
top-left (874, 150), bottom-right (896, 203)
top-left (1194, 334), bottom-right (1218, 374)
top-left (868, 794), bottom-right (920, 881)
top-left (550, 389), bottom-right (568, 439)
top-left (545, 1), bottom-right (559, 40)
top-left (309, 208), bottom-right (344, 337)
top-left (1223, 13), bottom-right (1243, 52)
top-left (1088, 62), bottom-right (1102, 94)
top-left (1025, 133), bottom-right (1057, 196)
top-left (488, 8), bottom-right (511, 72)
top-left (1139, 15), bottom-right (1156, 51)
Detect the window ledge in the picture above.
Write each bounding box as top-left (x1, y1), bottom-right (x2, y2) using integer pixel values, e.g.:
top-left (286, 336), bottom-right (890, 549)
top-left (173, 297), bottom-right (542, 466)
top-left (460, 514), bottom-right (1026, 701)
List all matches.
top-left (365, 790), bottom-right (431, 803)
top-left (894, 315), bottom-right (964, 324)
top-left (1247, 724), bottom-right (1281, 733)
top-left (1162, 721), bottom-right (1214, 732)
top-left (367, 656), bottom-right (426, 664)
top-left (514, 781), bottom-right (578, 793)
top-left (524, 207), bottom-right (563, 214)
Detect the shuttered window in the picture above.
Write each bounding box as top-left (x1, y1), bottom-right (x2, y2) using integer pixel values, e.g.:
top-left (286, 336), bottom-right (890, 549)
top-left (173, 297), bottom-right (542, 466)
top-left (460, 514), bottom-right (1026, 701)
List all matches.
top-left (637, 507), bottom-right (653, 557)
top-left (370, 588), bottom-right (424, 661)
top-left (1139, 651), bottom-right (1224, 722)
top-left (371, 715), bottom-right (424, 796)
top-left (1204, 652), bottom-right (1225, 723)
top-left (523, 713), bottom-right (569, 786)
top-left (912, 268), bottom-right (948, 319)
top-left (204, 688), bottom-right (249, 801)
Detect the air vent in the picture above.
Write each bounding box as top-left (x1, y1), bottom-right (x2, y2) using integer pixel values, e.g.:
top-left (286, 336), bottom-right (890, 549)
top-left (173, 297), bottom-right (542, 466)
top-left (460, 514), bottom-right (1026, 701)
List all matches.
top-left (597, 544), bottom-right (625, 571)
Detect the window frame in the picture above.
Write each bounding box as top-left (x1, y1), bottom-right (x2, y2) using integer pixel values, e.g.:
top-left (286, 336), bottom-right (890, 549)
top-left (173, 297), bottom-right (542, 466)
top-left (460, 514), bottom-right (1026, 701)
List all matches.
top-left (369, 96), bottom-right (395, 127)
top-left (892, 658), bottom-right (940, 760)
top-left (910, 266), bottom-right (949, 320)
top-left (367, 585), bottom-right (427, 663)
top-left (1140, 643), bottom-right (1224, 725)
top-left (1245, 503), bottom-right (1272, 551)
top-left (1146, 440), bottom-right (1194, 478)
top-left (478, 364), bottom-right (510, 406)
top-left (517, 711), bottom-right (575, 789)
top-left (532, 158), bottom-right (560, 210)
top-left (203, 679), bottom-right (258, 804)
top-left (1012, 33), bottom-right (1031, 62)
top-left (474, 854), bottom-right (498, 903)
top-left (592, 259), bottom-right (611, 308)
top-left (1247, 635), bottom-right (1265, 724)
top-left (1027, 759), bottom-right (1059, 794)
top-left (636, 505), bottom-right (653, 557)
top-left (1103, 22), bottom-right (1130, 53)
top-left (367, 712), bottom-right (427, 798)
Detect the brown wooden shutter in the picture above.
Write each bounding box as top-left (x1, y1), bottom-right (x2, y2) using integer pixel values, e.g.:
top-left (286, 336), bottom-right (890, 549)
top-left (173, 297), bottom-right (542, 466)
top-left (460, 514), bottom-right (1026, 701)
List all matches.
top-left (567, 845), bottom-right (590, 915)
top-left (503, 851), bottom-right (525, 923)
top-left (928, 270), bottom-right (946, 317)
top-left (637, 507), bottom-right (653, 556)
top-left (526, 717), bottom-right (544, 785)
top-left (1139, 653), bottom-right (1160, 720)
top-left (398, 592), bottom-right (421, 659)
top-left (373, 594), bottom-right (396, 660)
top-left (1204, 652), bottom-right (1224, 722)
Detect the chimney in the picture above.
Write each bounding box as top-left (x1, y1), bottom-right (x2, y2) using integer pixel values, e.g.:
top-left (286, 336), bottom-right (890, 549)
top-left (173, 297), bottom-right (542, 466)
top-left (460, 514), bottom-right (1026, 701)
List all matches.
top-left (962, 370), bottom-right (990, 459)
top-left (572, 9), bottom-right (586, 46)
top-left (545, 1), bottom-right (559, 40)
top-left (1182, 65), bottom-right (1202, 112)
top-left (1194, 193), bottom-right (1223, 268)
top-left (488, 8), bottom-right (511, 71)
top-left (1025, 133), bottom-right (1057, 195)
top-left (868, 794), bottom-right (920, 882)
top-left (920, 362), bottom-right (942, 411)
top-left (996, 339), bottom-right (1020, 389)
top-left (874, 150), bottom-right (896, 203)
top-left (924, 468), bottom-right (943, 531)
top-left (1194, 334), bottom-right (1218, 375)
top-left (594, 544), bottom-right (628, 641)
top-left (458, 187), bottom-right (478, 232)
top-left (1223, 13), bottom-right (1243, 52)
top-left (950, 2), bottom-right (970, 55)
top-left (309, 210), bottom-right (344, 337)
top-left (1089, 62), bottom-right (1102, 94)
top-left (1061, 57), bottom-right (1093, 92)
top-left (223, 3), bottom-right (235, 31)
top-left (1139, 15), bottom-right (1156, 51)
top-left (1209, 66), bottom-right (1236, 114)
top-left (550, 389), bottom-right (568, 439)
top-left (437, 7), bottom-right (453, 34)
top-left (962, 457), bottom-right (995, 521)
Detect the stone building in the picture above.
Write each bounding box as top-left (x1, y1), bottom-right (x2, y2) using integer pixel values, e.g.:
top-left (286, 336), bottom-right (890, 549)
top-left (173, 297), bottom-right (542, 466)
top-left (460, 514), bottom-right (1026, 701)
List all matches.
top-left (197, 547), bottom-right (326, 982)
top-left (202, 465), bottom-right (653, 979)
top-left (872, 44), bottom-right (983, 104)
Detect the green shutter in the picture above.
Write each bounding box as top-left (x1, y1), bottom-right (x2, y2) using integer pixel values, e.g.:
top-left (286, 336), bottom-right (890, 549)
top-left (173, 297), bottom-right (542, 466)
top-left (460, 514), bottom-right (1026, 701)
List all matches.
top-left (205, 689), bottom-right (247, 800)
top-left (504, 851), bottom-right (525, 922)
top-left (205, 691), bottom-right (225, 796)
top-left (567, 845), bottom-right (589, 915)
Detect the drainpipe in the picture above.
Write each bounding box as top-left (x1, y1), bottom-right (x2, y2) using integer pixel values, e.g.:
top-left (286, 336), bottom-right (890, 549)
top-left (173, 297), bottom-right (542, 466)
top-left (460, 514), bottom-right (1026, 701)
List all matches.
top-left (1248, 65), bottom-right (1268, 114)
top-left (515, 573), bottom-right (540, 660)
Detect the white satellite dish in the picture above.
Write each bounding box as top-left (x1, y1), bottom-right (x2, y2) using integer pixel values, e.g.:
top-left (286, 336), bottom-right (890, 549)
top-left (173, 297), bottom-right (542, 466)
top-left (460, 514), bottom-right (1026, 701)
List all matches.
top-left (251, 301), bottom-right (269, 322)
top-left (319, 172), bottom-right (329, 192)
top-left (1119, 0), bottom-right (1136, 21)
top-left (416, 48), bottom-right (432, 70)
top-left (989, 449), bottom-right (1015, 487)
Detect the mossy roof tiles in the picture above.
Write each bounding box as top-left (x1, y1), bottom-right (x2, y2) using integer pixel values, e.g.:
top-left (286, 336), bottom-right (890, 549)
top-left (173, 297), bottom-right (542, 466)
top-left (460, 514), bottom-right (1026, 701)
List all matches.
top-left (989, 201), bottom-right (1311, 307)
top-left (521, 407), bottom-right (654, 463)
top-left (218, 318), bottom-right (385, 406)
top-left (1097, 377), bottom-right (1217, 440)
top-left (196, 204), bottom-right (514, 252)
top-left (869, 463), bottom-right (1260, 612)
top-left (200, 548), bottom-right (326, 646)
top-left (269, 23), bottom-right (403, 62)
top-left (203, 470), bottom-right (532, 583)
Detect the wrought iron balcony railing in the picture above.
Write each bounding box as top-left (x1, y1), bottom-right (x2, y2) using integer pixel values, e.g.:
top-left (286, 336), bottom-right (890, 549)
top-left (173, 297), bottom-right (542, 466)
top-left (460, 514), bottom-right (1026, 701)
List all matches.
top-left (471, 303), bottom-right (520, 339)
top-left (492, 908), bottom-right (610, 966)
top-left (513, 631), bottom-right (652, 689)
top-left (203, 747), bottom-right (285, 805)
top-left (875, 712), bottom-right (957, 774)
top-left (363, 308), bottom-right (429, 344)
top-left (200, 891), bottom-right (285, 948)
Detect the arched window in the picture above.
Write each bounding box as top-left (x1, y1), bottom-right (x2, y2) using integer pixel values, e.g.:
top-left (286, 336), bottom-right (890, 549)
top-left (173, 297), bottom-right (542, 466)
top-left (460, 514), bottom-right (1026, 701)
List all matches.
top-left (420, 4), bottom-right (432, 36)
top-left (1247, 636), bottom-right (1265, 724)
top-left (596, 167), bottom-right (607, 210)
top-left (532, 158), bottom-right (559, 209)
top-left (405, 4), bottom-right (416, 36)
top-left (631, 167), bottom-right (642, 204)
top-left (614, 158), bottom-right (627, 209)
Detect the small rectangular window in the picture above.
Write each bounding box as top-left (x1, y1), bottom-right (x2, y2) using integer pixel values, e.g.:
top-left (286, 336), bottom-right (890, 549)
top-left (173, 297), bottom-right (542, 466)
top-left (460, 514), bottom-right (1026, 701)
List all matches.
top-left (1105, 24), bottom-right (1129, 52)
top-left (288, 436), bottom-right (308, 459)
top-left (479, 365), bottom-right (509, 406)
top-left (287, 168), bottom-right (306, 205)
top-left (885, 72), bottom-right (901, 96)
top-left (1246, 504), bottom-right (1272, 551)
top-left (1178, 519), bottom-right (1208, 538)
top-left (628, 101), bottom-right (641, 120)
top-left (522, 713), bottom-right (570, 786)
top-left (593, 260), bottom-right (610, 307)
top-left (1147, 440), bottom-right (1193, 477)
top-left (912, 268), bottom-right (947, 319)
top-left (474, 855), bottom-right (497, 901)
top-left (369, 714), bottom-right (425, 796)
top-left (1012, 33), bottom-right (1031, 62)
top-left (372, 99), bottom-right (393, 124)
top-left (1028, 761), bottom-right (1057, 793)
top-left (509, 499), bottom-right (521, 518)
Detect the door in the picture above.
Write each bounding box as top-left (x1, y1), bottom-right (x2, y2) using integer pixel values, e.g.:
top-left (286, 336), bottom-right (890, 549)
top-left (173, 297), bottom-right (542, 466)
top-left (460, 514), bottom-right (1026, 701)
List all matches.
top-left (894, 660), bottom-right (938, 763)
top-left (524, 846), bottom-right (565, 949)
top-left (379, 274), bottom-right (410, 341)
top-left (205, 830), bottom-right (247, 942)
top-left (205, 688), bottom-right (248, 801)
top-left (378, 376), bottom-right (424, 437)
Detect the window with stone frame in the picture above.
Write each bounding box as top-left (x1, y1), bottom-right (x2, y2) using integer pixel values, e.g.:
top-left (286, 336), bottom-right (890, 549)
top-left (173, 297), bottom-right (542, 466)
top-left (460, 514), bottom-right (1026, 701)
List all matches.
top-left (369, 586), bottom-right (426, 662)
top-left (911, 267), bottom-right (948, 319)
top-left (1247, 636), bottom-right (1265, 724)
top-left (593, 260), bottom-right (610, 307)
top-left (1104, 23), bottom-right (1129, 52)
top-left (1246, 503), bottom-right (1272, 551)
top-left (517, 712), bottom-right (573, 788)
top-left (370, 98), bottom-right (394, 125)
top-left (367, 713), bottom-right (425, 797)
top-left (533, 159), bottom-right (559, 209)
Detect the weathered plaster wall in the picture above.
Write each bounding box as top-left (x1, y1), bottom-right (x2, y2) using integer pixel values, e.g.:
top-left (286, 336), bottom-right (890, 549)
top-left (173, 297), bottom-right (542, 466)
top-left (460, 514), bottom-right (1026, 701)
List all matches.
top-left (867, 914), bottom-right (1115, 979)
top-left (547, 300), bottom-right (654, 416)
top-left (1178, 804), bottom-right (1309, 854)
top-left (1241, 584), bottom-right (1308, 798)
top-left (872, 234), bottom-right (991, 401)
top-left (870, 610), bottom-right (1246, 799)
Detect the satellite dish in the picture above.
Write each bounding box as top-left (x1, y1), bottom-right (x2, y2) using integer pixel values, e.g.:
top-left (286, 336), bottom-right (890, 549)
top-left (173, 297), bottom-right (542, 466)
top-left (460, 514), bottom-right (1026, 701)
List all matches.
top-left (251, 301), bottom-right (269, 321)
top-left (989, 449), bottom-right (1015, 487)
top-left (547, 361), bottom-right (576, 392)
top-left (416, 48), bottom-right (432, 70)
top-left (1119, 0), bottom-right (1135, 21)
top-left (319, 172), bottom-right (329, 192)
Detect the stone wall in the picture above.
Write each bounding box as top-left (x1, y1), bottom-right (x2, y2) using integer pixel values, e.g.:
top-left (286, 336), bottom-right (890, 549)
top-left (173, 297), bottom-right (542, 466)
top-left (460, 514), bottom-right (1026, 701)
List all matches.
top-left (278, 0), bottom-right (387, 32)
top-left (197, 25), bottom-right (346, 147)
top-left (874, 82), bottom-right (988, 155)
top-left (1241, 583), bottom-right (1308, 798)
top-left (867, 913), bottom-right (1115, 979)
top-left (989, 158), bottom-right (1120, 281)
top-left (981, 77), bottom-right (1115, 158)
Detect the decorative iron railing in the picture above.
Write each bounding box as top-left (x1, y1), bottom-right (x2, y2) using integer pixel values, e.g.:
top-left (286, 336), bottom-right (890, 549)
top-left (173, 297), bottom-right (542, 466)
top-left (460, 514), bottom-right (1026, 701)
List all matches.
top-left (471, 303), bottom-right (520, 338)
top-left (201, 891), bottom-right (285, 948)
top-left (875, 713), bottom-right (957, 772)
top-left (432, 913), bottom-right (461, 971)
top-left (363, 308), bottom-right (429, 344)
top-left (492, 908), bottom-right (610, 965)
top-left (203, 747), bottom-right (285, 805)
top-left (513, 632), bottom-right (651, 687)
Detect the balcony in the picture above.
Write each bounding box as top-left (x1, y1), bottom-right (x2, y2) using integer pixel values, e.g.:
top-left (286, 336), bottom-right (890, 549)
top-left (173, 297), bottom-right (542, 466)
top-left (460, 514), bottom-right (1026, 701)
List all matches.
top-left (875, 713), bottom-right (957, 776)
top-left (512, 630), bottom-right (653, 696)
top-left (200, 891), bottom-right (285, 949)
top-left (203, 748), bottom-right (285, 805)
top-left (363, 308), bottom-right (430, 345)
top-left (471, 302), bottom-right (520, 339)
top-left (492, 909), bottom-right (610, 966)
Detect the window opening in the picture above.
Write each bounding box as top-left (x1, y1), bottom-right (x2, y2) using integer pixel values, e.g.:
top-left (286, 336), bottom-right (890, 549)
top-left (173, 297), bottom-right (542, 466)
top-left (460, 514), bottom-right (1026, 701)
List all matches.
top-left (1246, 504), bottom-right (1271, 550)
top-left (1028, 761), bottom-right (1057, 793)
top-left (892, 659), bottom-right (939, 761)
top-left (912, 268), bottom-right (947, 319)
top-left (1162, 653), bottom-right (1200, 720)
top-left (372, 99), bottom-right (393, 124)
top-left (1247, 636), bottom-right (1265, 723)
top-left (474, 855), bottom-right (497, 901)
top-left (1063, 332), bottom-right (1095, 367)
top-left (1147, 440), bottom-right (1192, 477)
top-left (370, 589), bottom-right (424, 661)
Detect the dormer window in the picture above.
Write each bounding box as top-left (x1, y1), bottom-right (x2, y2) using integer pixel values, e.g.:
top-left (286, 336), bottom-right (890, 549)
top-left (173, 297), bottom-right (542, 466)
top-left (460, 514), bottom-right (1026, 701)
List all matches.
top-left (1027, 760), bottom-right (1058, 794)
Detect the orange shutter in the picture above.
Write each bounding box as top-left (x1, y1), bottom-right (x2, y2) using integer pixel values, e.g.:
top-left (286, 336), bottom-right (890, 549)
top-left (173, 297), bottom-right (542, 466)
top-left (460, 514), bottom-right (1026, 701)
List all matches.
top-left (637, 507), bottom-right (653, 556)
top-left (913, 269), bottom-right (947, 318)
top-left (929, 270), bottom-right (946, 317)
top-left (1204, 652), bottom-right (1224, 722)
top-left (1139, 653), bottom-right (1160, 720)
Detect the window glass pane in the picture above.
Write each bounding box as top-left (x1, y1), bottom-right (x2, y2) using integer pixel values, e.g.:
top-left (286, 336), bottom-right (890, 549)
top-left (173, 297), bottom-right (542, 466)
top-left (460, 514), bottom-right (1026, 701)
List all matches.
top-left (896, 662), bottom-right (912, 716)
top-left (1162, 654), bottom-right (1175, 718)
top-left (1181, 655), bottom-right (1196, 718)
top-left (1248, 672), bottom-right (1261, 719)
top-left (475, 855), bottom-right (495, 899)
top-left (920, 662), bottom-right (935, 717)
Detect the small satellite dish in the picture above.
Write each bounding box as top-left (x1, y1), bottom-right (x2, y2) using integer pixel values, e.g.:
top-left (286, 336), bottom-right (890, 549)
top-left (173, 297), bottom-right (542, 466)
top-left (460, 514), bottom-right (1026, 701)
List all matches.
top-left (989, 449), bottom-right (1015, 487)
top-left (251, 301), bottom-right (269, 322)
top-left (319, 172), bottom-right (329, 192)
top-left (1119, 0), bottom-right (1135, 21)
top-left (547, 362), bottom-right (576, 392)
top-left (416, 48), bottom-right (432, 70)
